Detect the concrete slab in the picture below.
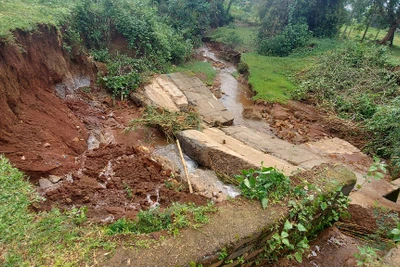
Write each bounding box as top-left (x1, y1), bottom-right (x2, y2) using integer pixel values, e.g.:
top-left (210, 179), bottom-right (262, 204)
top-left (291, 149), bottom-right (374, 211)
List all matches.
top-left (301, 137), bottom-right (360, 155)
top-left (143, 80), bottom-right (179, 112)
top-left (156, 75), bottom-right (188, 108)
top-left (178, 129), bottom-right (301, 177)
top-left (169, 73), bottom-right (234, 126)
top-left (221, 125), bottom-right (325, 168)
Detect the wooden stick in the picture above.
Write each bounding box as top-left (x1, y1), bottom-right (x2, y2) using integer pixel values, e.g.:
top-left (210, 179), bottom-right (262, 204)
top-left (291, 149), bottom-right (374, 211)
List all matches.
top-left (176, 139), bottom-right (193, 194)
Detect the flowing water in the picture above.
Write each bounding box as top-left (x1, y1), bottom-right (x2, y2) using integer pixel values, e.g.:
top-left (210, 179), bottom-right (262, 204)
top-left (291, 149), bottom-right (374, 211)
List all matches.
top-left (198, 45), bottom-right (274, 133)
top-left (153, 45), bottom-right (279, 200)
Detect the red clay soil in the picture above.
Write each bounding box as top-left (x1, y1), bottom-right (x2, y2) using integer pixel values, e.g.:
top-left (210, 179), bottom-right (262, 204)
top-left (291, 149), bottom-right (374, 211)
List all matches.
top-left (0, 26), bottom-right (93, 181)
top-left (0, 26), bottom-right (207, 223)
top-left (249, 100), bottom-right (368, 149)
top-left (40, 144), bottom-right (207, 222)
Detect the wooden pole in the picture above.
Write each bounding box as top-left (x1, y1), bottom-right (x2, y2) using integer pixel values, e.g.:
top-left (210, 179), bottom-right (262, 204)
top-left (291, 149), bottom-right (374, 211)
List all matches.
top-left (176, 139), bottom-right (193, 194)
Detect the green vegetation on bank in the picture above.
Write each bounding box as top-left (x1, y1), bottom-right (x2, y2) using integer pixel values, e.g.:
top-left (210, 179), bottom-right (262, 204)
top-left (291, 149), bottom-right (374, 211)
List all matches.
top-left (0, 155), bottom-right (115, 266)
top-left (207, 25), bottom-right (258, 51)
top-left (107, 203), bottom-right (217, 236)
top-left (235, 165), bottom-right (350, 263)
top-left (296, 41), bottom-right (400, 174)
top-left (0, 0), bottom-right (76, 39)
top-left (241, 53), bottom-right (308, 102)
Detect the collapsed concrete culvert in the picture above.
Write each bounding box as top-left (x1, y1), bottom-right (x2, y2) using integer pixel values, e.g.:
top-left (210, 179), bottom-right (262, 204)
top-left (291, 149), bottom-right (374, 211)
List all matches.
top-left (130, 72), bottom-right (234, 126)
top-left (177, 128), bottom-right (301, 178)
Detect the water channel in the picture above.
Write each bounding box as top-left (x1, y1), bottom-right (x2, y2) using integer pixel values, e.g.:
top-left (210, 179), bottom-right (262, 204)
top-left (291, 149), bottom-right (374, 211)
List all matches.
top-left (154, 44), bottom-right (276, 200)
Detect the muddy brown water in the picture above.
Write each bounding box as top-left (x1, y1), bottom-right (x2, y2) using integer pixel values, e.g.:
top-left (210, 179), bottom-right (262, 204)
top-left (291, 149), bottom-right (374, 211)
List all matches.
top-left (198, 45), bottom-right (274, 133)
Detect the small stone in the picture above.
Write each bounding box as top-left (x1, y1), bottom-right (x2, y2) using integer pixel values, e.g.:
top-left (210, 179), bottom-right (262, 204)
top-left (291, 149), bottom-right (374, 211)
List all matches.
top-left (21, 156), bottom-right (26, 160)
top-left (44, 143), bottom-right (51, 148)
top-left (72, 137), bottom-right (79, 142)
top-left (48, 175), bottom-right (62, 183)
top-left (39, 178), bottom-right (53, 189)
top-left (66, 198), bottom-right (72, 204)
top-left (212, 191), bottom-right (218, 197)
top-left (76, 126), bottom-right (80, 129)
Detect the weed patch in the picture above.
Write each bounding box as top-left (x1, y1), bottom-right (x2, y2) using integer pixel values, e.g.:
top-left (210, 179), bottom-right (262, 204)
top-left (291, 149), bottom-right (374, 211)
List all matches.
top-left (107, 203), bottom-right (217, 236)
top-left (125, 106), bottom-right (202, 141)
top-left (296, 41), bottom-right (400, 173)
top-left (236, 165), bottom-right (350, 263)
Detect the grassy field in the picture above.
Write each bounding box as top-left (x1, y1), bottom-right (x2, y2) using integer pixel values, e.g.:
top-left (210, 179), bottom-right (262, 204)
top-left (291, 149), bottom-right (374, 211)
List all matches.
top-left (242, 53), bottom-right (309, 102)
top-left (0, 0), bottom-right (75, 39)
top-left (207, 25), bottom-right (258, 52)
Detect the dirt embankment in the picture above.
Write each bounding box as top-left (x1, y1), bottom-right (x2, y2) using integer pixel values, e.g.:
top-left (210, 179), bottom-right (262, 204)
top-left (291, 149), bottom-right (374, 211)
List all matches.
top-left (0, 26), bottom-right (207, 222)
top-left (0, 25), bottom-right (94, 180)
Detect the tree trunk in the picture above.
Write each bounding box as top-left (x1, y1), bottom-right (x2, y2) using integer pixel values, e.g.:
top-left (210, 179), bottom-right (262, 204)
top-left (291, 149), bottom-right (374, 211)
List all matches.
top-left (226, 0), bottom-right (235, 16)
top-left (378, 22), bottom-right (398, 46)
top-left (342, 8), bottom-right (355, 39)
top-left (374, 28), bottom-right (381, 41)
top-left (361, 15), bottom-right (374, 42)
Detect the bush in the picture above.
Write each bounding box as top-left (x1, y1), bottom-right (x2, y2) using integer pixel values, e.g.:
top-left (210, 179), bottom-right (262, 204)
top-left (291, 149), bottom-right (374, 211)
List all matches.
top-left (367, 100), bottom-right (400, 174)
top-left (98, 54), bottom-right (143, 99)
top-left (258, 23), bottom-right (312, 57)
top-left (297, 41), bottom-right (400, 173)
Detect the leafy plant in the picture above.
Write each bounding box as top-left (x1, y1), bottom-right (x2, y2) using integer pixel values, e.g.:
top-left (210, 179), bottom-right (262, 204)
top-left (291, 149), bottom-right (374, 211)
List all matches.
top-left (235, 166), bottom-right (291, 209)
top-left (354, 246), bottom-right (381, 267)
top-left (390, 223), bottom-right (400, 242)
top-left (358, 156), bottom-right (387, 189)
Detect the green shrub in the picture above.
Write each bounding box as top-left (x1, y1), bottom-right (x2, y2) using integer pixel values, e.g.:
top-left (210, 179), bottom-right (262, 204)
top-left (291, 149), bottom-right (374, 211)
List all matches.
top-left (367, 100), bottom-right (400, 174)
top-left (235, 166), bottom-right (291, 209)
top-left (258, 23), bottom-right (312, 57)
top-left (297, 41), bottom-right (400, 173)
top-left (99, 54), bottom-right (142, 99)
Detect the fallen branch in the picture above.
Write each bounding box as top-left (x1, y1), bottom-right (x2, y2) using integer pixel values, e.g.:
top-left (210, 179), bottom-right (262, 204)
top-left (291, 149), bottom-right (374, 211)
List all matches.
top-left (176, 139), bottom-right (193, 194)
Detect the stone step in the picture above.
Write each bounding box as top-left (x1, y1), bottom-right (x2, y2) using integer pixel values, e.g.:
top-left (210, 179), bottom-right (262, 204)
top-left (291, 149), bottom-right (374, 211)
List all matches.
top-left (178, 128), bottom-right (300, 177)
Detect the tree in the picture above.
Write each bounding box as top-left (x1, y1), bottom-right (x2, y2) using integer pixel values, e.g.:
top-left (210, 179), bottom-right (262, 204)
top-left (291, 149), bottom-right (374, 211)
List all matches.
top-left (258, 0), bottom-right (346, 39)
top-left (377, 0), bottom-right (400, 46)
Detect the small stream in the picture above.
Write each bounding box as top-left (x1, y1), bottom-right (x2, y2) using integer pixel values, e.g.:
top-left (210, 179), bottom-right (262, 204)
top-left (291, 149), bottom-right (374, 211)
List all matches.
top-left (198, 45), bottom-right (274, 133)
top-left (154, 45), bottom-right (277, 200)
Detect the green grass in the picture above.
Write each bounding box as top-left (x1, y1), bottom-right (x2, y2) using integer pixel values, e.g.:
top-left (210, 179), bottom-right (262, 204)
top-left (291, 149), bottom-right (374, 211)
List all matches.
top-left (0, 0), bottom-right (75, 40)
top-left (242, 52), bottom-right (309, 102)
top-left (0, 155), bottom-right (115, 266)
top-left (170, 61), bottom-right (217, 86)
top-left (208, 25), bottom-right (258, 52)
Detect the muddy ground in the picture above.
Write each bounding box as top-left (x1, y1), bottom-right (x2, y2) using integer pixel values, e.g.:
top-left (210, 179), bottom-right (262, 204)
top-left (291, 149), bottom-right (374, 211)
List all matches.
top-left (34, 88), bottom-right (208, 222)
